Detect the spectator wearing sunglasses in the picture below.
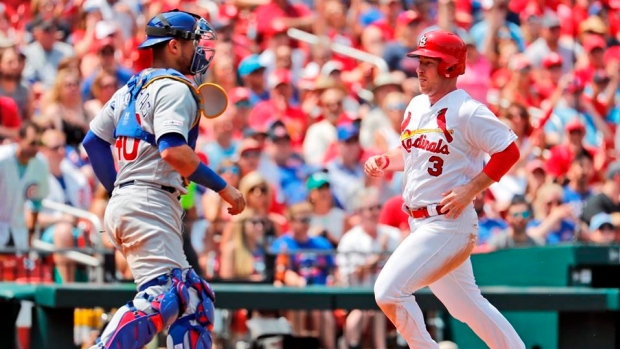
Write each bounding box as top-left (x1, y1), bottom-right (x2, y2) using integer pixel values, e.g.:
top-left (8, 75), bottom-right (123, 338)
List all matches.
top-left (337, 187), bottom-right (399, 349)
top-left (38, 129), bottom-right (92, 283)
top-left (587, 213), bottom-right (618, 245)
top-left (528, 183), bottom-right (577, 245)
top-left (22, 16), bottom-right (74, 89)
top-left (326, 124), bottom-right (366, 213)
top-left (271, 202), bottom-right (337, 349)
top-left (80, 35), bottom-right (133, 101)
top-left (487, 195), bottom-right (541, 251)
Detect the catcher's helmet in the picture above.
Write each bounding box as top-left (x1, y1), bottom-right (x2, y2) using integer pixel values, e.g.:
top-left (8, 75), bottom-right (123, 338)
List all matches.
top-left (138, 10), bottom-right (217, 75)
top-left (407, 31), bottom-right (467, 78)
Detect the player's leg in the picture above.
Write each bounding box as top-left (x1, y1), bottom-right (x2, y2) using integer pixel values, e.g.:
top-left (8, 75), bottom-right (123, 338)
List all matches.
top-left (91, 279), bottom-right (181, 349)
top-left (429, 259), bottom-right (525, 349)
top-left (166, 268), bottom-right (216, 349)
top-left (374, 212), bottom-right (478, 349)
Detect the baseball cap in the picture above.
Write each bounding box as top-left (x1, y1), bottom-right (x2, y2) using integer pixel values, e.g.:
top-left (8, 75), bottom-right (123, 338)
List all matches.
top-left (238, 54), bottom-right (265, 77)
top-left (267, 69), bottom-right (292, 89)
top-left (565, 118), bottom-right (585, 133)
top-left (229, 87), bottom-right (250, 104)
top-left (307, 171), bottom-right (330, 191)
top-left (541, 14), bottom-right (561, 28)
top-left (580, 16), bottom-right (608, 35)
top-left (590, 212), bottom-right (614, 231)
top-left (31, 15), bottom-right (58, 32)
top-left (267, 120), bottom-right (290, 140)
top-left (526, 159), bottom-right (545, 174)
top-left (508, 54), bottom-right (531, 72)
top-left (337, 123), bottom-right (360, 142)
top-left (565, 78), bottom-right (585, 94)
top-left (371, 73), bottom-right (404, 93)
top-left (542, 52), bottom-right (563, 69)
top-left (397, 10), bottom-right (422, 26)
top-left (96, 37), bottom-right (115, 52)
top-left (237, 138), bottom-right (263, 156)
top-left (95, 20), bottom-right (117, 40)
top-left (321, 60), bottom-right (344, 77)
top-left (583, 35), bottom-right (607, 53)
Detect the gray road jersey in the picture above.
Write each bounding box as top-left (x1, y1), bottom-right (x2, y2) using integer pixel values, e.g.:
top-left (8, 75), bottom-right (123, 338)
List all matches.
top-left (89, 77), bottom-right (199, 193)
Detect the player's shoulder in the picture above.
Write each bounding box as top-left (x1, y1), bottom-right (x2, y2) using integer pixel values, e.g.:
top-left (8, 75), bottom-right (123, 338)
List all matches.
top-left (455, 90), bottom-right (492, 117)
top-left (407, 94), bottom-right (430, 110)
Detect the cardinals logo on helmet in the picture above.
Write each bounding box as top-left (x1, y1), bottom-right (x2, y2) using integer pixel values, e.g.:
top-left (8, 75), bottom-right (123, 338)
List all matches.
top-left (419, 35), bottom-right (427, 47)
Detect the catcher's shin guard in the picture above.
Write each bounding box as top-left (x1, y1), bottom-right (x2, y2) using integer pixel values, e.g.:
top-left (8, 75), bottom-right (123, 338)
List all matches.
top-left (166, 268), bottom-right (216, 349)
top-left (92, 271), bottom-right (187, 349)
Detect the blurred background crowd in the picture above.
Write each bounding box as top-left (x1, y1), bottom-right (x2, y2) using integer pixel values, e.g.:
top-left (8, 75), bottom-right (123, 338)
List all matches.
top-left (1, 0), bottom-right (620, 347)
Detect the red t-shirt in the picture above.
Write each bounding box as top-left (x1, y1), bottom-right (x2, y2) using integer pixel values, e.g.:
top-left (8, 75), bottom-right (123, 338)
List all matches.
top-left (379, 195), bottom-right (410, 232)
top-left (545, 143), bottom-right (597, 178)
top-left (370, 20), bottom-right (395, 41)
top-left (253, 1), bottom-right (313, 36)
top-left (0, 97), bottom-right (21, 129)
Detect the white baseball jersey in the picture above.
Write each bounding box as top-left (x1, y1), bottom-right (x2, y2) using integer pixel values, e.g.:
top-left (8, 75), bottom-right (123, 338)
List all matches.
top-left (0, 144), bottom-right (49, 248)
top-left (337, 224), bottom-right (401, 287)
top-left (42, 158), bottom-right (93, 218)
top-left (400, 89), bottom-right (516, 208)
top-left (89, 72), bottom-right (199, 194)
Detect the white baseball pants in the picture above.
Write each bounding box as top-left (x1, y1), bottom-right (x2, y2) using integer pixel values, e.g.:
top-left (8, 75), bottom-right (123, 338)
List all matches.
top-left (374, 208), bottom-right (524, 349)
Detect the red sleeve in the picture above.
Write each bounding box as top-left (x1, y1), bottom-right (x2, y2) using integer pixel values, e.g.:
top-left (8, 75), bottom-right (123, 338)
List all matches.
top-left (483, 142), bottom-right (520, 182)
top-left (0, 97), bottom-right (21, 128)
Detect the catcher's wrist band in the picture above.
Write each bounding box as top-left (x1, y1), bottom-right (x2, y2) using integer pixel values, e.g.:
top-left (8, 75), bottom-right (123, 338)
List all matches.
top-left (380, 155), bottom-right (390, 170)
top-left (189, 162), bottom-right (227, 192)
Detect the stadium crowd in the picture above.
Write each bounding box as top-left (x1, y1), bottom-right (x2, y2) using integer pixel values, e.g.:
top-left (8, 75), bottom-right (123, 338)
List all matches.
top-left (1, 0), bottom-right (620, 347)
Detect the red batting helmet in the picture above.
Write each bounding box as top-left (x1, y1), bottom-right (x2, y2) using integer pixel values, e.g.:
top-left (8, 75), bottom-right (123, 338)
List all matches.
top-left (407, 30), bottom-right (467, 78)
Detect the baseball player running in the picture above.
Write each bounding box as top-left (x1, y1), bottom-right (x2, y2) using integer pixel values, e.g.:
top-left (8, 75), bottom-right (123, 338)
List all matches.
top-left (83, 10), bottom-right (245, 349)
top-left (365, 31), bottom-right (525, 349)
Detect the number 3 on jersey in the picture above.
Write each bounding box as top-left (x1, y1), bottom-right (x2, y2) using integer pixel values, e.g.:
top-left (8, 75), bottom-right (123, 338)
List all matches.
top-left (428, 156), bottom-right (444, 176)
top-left (115, 136), bottom-right (140, 162)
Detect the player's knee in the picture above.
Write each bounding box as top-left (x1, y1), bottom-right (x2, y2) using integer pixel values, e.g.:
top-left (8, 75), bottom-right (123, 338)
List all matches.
top-left (374, 280), bottom-right (398, 307)
top-left (166, 269), bottom-right (216, 349)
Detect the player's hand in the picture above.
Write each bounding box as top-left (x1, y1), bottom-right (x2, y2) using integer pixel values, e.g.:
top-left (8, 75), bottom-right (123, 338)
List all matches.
top-left (364, 155), bottom-right (388, 178)
top-left (218, 185), bottom-right (246, 215)
top-left (440, 184), bottom-right (476, 219)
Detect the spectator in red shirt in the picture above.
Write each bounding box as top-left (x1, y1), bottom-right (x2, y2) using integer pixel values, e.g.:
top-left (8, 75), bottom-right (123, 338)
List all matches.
top-left (575, 34), bottom-right (607, 85)
top-left (248, 69), bottom-right (307, 151)
top-left (545, 119), bottom-right (599, 183)
top-left (253, 0), bottom-right (314, 40)
top-left (535, 52), bottom-right (564, 102)
top-left (370, 0), bottom-right (404, 41)
top-left (0, 95), bottom-right (20, 141)
top-left (378, 194), bottom-right (410, 237)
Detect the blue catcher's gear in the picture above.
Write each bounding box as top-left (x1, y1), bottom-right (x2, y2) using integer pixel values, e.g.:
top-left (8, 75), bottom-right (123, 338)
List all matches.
top-left (114, 68), bottom-right (202, 146)
top-left (138, 10), bottom-right (217, 75)
top-left (92, 268), bottom-right (216, 349)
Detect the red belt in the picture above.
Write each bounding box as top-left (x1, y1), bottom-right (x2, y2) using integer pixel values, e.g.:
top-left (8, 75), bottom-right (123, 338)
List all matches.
top-left (407, 205), bottom-right (446, 219)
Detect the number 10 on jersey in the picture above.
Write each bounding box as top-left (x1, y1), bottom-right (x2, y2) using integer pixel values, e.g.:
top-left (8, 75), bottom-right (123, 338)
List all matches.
top-left (115, 136), bottom-right (140, 162)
